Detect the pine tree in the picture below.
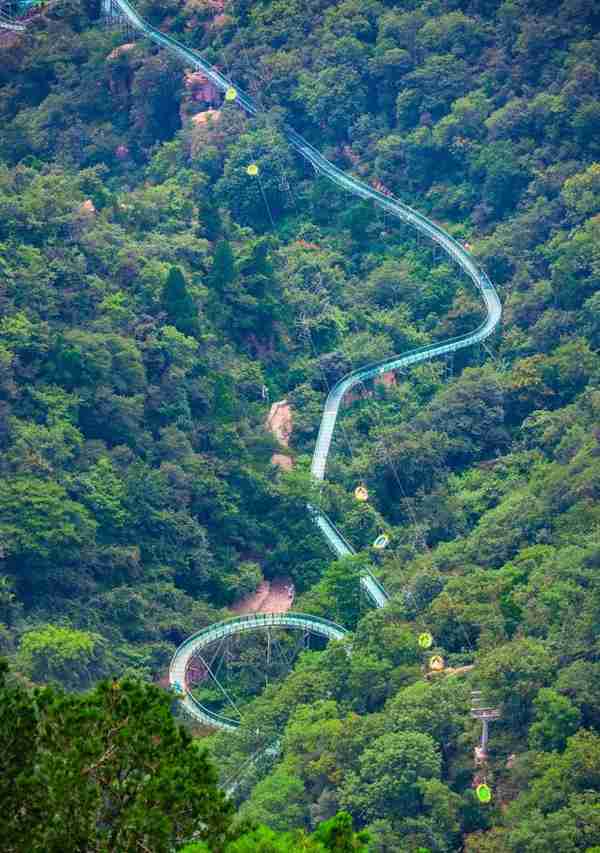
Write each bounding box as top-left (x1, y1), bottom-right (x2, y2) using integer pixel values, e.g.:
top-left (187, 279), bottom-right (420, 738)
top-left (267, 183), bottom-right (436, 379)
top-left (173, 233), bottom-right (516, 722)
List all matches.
top-left (198, 197), bottom-right (222, 242)
top-left (209, 241), bottom-right (236, 294)
top-left (161, 266), bottom-right (200, 338)
top-left (0, 667), bottom-right (234, 852)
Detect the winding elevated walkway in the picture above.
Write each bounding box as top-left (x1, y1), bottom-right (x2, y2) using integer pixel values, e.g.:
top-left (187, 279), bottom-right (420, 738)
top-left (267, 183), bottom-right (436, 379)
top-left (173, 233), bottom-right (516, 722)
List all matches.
top-left (107, 0), bottom-right (502, 726)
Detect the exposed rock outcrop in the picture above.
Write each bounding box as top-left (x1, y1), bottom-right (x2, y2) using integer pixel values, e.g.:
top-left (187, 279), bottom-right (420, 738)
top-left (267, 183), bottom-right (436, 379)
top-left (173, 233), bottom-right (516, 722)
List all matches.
top-left (184, 70), bottom-right (220, 105)
top-left (267, 400), bottom-right (293, 446)
top-left (192, 108), bottom-right (221, 126)
top-left (232, 577), bottom-right (295, 614)
top-left (107, 42), bottom-right (136, 61)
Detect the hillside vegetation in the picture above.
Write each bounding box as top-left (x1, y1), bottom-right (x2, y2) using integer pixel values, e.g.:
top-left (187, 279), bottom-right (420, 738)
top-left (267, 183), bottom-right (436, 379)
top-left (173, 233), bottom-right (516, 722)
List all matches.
top-left (0, 0), bottom-right (599, 849)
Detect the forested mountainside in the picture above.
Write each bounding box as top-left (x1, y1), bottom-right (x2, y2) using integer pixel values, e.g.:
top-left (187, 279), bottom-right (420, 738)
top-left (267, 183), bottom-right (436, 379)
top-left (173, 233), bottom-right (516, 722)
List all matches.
top-left (1, 0), bottom-right (600, 848)
top-left (0, 662), bottom-right (370, 852)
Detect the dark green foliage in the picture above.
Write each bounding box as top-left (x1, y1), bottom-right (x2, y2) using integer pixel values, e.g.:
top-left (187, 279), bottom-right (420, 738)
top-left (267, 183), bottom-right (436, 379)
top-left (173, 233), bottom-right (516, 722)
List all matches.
top-left (0, 663), bottom-right (234, 852)
top-left (162, 266), bottom-right (201, 338)
top-left (209, 240), bottom-right (236, 295)
top-left (529, 688), bottom-right (582, 753)
top-left (310, 812), bottom-right (370, 851)
top-left (0, 663), bottom-right (368, 852)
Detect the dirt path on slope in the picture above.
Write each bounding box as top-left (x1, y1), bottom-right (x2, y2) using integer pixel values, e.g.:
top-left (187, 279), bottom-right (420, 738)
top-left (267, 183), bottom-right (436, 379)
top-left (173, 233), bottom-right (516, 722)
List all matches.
top-left (266, 400), bottom-right (293, 445)
top-left (266, 400), bottom-right (294, 471)
top-left (231, 576), bottom-right (295, 615)
top-left (259, 576), bottom-right (295, 613)
top-left (230, 580), bottom-right (270, 614)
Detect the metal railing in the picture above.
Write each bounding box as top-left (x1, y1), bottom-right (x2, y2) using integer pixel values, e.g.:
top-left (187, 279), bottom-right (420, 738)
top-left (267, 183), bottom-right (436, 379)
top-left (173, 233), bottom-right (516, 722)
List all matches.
top-left (169, 612), bottom-right (349, 730)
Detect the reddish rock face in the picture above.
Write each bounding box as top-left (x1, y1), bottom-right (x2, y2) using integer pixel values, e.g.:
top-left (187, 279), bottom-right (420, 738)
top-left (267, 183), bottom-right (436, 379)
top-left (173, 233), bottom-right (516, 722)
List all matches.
top-left (184, 70), bottom-right (220, 104)
top-left (271, 452), bottom-right (293, 471)
top-left (107, 42), bottom-right (136, 61)
top-left (231, 577), bottom-right (295, 615)
top-left (79, 199), bottom-right (96, 215)
top-left (266, 401), bottom-right (294, 471)
top-left (375, 370), bottom-right (396, 388)
top-left (211, 12), bottom-right (231, 28)
top-left (294, 239), bottom-right (320, 250)
top-left (266, 400), bottom-right (293, 447)
top-left (371, 178), bottom-right (393, 197)
top-left (191, 108), bottom-right (221, 125)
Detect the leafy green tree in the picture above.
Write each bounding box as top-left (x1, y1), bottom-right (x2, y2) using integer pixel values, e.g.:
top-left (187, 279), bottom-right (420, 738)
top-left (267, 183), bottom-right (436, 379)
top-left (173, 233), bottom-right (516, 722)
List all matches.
top-left (509, 729), bottom-right (600, 825)
top-left (556, 661), bottom-right (600, 729)
top-left (320, 555), bottom-right (364, 629)
top-left (77, 457), bottom-right (130, 535)
top-left (0, 476), bottom-right (96, 586)
top-left (224, 561), bottom-right (263, 603)
top-left (561, 163), bottom-right (600, 220)
top-left (341, 202), bottom-right (376, 247)
top-left (180, 811), bottom-right (368, 852)
top-left (386, 679), bottom-right (470, 753)
top-left (0, 659), bottom-right (39, 852)
top-left (130, 53), bottom-right (181, 147)
top-left (209, 240), bottom-right (236, 295)
top-left (296, 65), bottom-right (368, 139)
top-left (0, 575), bottom-right (20, 627)
top-left (477, 638), bottom-right (554, 730)
top-left (529, 688), bottom-right (581, 752)
top-left (572, 101), bottom-right (600, 151)
top-left (506, 792), bottom-right (600, 853)
top-left (240, 763), bottom-right (308, 832)
top-left (282, 699), bottom-right (348, 793)
top-left (311, 811), bottom-right (370, 851)
top-left (17, 624), bottom-right (109, 689)
top-left (215, 126), bottom-right (295, 228)
top-left (340, 731), bottom-right (441, 823)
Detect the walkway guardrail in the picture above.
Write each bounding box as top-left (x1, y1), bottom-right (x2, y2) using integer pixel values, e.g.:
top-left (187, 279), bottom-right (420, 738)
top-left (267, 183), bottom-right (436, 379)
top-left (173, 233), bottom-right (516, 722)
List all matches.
top-left (169, 613), bottom-right (349, 730)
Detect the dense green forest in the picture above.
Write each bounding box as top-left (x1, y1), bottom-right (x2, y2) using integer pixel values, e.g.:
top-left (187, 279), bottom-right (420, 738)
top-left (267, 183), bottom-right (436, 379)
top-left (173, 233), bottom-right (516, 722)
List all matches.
top-left (1, 0), bottom-right (600, 848)
top-left (0, 661), bottom-right (368, 851)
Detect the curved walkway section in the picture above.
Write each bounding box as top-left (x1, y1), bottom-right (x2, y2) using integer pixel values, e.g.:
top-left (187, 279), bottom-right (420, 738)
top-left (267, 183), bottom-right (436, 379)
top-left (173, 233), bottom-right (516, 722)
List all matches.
top-left (169, 612), bottom-right (348, 730)
top-left (0, 13), bottom-right (25, 30)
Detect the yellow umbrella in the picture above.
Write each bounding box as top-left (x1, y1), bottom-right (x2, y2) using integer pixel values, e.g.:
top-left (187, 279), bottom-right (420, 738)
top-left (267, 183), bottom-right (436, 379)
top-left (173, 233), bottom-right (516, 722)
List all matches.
top-left (354, 485), bottom-right (369, 502)
top-left (246, 163), bottom-right (259, 177)
top-left (225, 87), bottom-right (237, 102)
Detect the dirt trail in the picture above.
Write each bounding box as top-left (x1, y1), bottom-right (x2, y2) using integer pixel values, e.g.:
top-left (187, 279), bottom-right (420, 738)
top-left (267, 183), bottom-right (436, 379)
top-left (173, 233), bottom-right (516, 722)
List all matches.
top-left (260, 576), bottom-right (295, 613)
top-left (231, 576), bottom-right (295, 615)
top-left (230, 580), bottom-right (270, 614)
top-left (270, 452), bottom-right (293, 471)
